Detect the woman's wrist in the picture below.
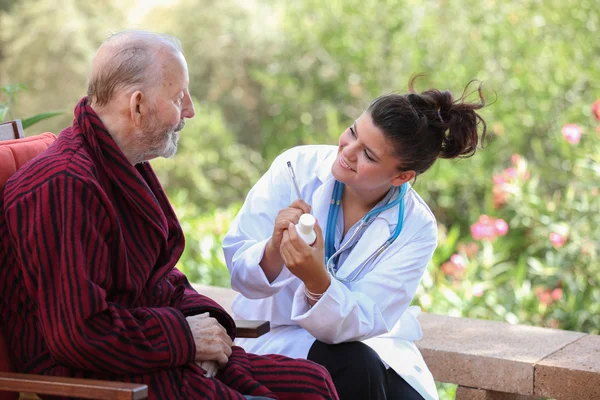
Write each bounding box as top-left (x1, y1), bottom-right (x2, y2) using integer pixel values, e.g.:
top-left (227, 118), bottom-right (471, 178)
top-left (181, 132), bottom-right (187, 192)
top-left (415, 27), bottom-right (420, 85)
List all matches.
top-left (264, 238), bottom-right (280, 261)
top-left (260, 238), bottom-right (285, 282)
top-left (304, 271), bottom-right (331, 297)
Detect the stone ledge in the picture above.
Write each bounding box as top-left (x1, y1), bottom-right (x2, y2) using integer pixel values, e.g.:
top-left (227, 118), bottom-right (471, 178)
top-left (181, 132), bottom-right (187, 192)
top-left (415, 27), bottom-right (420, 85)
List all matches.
top-left (534, 334), bottom-right (600, 400)
top-left (192, 284), bottom-right (598, 398)
top-left (192, 283), bottom-right (236, 312)
top-left (416, 313), bottom-right (585, 395)
top-left (455, 386), bottom-right (538, 400)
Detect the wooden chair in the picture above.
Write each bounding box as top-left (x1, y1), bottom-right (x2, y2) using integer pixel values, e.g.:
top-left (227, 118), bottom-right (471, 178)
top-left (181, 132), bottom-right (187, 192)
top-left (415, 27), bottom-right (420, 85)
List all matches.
top-left (0, 122), bottom-right (269, 399)
top-left (0, 120), bottom-right (24, 141)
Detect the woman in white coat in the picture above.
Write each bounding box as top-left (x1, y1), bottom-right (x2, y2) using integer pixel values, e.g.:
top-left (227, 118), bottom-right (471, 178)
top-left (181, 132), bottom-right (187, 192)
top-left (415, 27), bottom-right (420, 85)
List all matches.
top-left (223, 76), bottom-right (487, 400)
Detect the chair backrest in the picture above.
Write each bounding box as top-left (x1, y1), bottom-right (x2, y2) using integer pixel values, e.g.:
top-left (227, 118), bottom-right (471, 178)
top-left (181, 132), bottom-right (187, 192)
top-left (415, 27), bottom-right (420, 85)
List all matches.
top-left (0, 132), bottom-right (56, 190)
top-left (0, 127), bottom-right (57, 400)
top-left (0, 120), bottom-right (24, 141)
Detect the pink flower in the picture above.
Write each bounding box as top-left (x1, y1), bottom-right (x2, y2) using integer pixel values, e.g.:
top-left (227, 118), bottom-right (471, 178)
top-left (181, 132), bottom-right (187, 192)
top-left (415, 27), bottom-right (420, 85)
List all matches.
top-left (458, 242), bottom-right (479, 258)
top-left (511, 154), bottom-right (521, 166)
top-left (470, 215), bottom-right (509, 241)
top-left (450, 254), bottom-right (466, 269)
top-left (441, 261), bottom-right (460, 278)
top-left (549, 232), bottom-right (567, 248)
top-left (491, 161), bottom-right (531, 210)
top-left (492, 184), bottom-right (508, 209)
top-left (442, 254), bottom-right (468, 279)
top-left (561, 124), bottom-right (582, 144)
top-left (495, 219), bottom-right (508, 236)
top-left (493, 174), bottom-right (506, 186)
top-left (504, 167), bottom-right (518, 179)
top-left (592, 99), bottom-right (600, 121)
top-left (551, 288), bottom-right (563, 301)
top-left (535, 287), bottom-right (564, 306)
top-left (535, 287), bottom-right (553, 306)
top-left (471, 221), bottom-right (495, 240)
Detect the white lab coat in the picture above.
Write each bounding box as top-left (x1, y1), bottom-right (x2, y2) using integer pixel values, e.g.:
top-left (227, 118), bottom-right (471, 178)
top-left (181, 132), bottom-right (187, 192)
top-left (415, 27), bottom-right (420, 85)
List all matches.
top-left (223, 145), bottom-right (439, 400)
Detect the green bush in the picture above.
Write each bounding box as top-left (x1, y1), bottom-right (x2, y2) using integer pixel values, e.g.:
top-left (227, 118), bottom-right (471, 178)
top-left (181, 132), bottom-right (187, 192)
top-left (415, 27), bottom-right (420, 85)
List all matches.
top-left (5, 1), bottom-right (598, 398)
top-left (416, 111), bottom-right (600, 334)
top-left (170, 194), bottom-right (240, 288)
top-left (0, 84), bottom-right (62, 129)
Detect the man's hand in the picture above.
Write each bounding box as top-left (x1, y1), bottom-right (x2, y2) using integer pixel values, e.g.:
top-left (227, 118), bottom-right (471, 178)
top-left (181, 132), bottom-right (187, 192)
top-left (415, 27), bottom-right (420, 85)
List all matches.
top-left (197, 360), bottom-right (219, 378)
top-left (186, 312), bottom-right (233, 367)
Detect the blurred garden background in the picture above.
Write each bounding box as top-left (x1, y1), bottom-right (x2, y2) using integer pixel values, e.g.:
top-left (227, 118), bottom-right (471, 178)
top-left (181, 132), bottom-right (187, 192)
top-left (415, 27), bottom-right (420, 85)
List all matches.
top-left (1, 0), bottom-right (599, 397)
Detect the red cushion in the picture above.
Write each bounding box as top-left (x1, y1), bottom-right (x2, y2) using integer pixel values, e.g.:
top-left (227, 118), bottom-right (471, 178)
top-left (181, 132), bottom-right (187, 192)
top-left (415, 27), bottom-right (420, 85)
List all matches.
top-left (0, 133), bottom-right (55, 400)
top-left (0, 132), bottom-right (56, 190)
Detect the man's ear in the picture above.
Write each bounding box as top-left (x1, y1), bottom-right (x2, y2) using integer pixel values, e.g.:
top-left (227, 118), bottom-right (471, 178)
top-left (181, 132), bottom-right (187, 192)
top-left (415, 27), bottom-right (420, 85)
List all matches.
top-left (391, 170), bottom-right (416, 187)
top-left (129, 90), bottom-right (145, 127)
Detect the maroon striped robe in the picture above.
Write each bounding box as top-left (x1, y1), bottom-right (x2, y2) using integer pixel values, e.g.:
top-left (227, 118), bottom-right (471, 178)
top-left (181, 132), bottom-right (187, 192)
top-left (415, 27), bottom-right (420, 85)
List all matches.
top-left (0, 98), bottom-right (338, 400)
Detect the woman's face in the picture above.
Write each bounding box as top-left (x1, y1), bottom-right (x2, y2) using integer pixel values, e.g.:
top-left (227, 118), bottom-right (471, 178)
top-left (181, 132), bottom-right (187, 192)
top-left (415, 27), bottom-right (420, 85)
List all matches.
top-left (331, 112), bottom-right (411, 194)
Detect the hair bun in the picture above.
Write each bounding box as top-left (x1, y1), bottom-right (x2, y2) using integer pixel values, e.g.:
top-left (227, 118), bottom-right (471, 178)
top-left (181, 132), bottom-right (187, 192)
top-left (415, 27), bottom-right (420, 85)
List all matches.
top-left (410, 77), bottom-right (487, 160)
top-left (366, 75), bottom-right (488, 177)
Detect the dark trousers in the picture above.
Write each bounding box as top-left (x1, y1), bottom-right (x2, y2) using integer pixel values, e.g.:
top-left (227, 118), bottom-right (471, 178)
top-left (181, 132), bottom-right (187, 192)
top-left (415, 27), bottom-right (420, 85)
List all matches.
top-left (307, 340), bottom-right (425, 400)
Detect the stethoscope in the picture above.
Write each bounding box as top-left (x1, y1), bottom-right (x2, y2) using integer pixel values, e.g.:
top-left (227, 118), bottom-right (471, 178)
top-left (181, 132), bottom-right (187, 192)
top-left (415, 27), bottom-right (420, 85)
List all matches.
top-left (325, 180), bottom-right (408, 283)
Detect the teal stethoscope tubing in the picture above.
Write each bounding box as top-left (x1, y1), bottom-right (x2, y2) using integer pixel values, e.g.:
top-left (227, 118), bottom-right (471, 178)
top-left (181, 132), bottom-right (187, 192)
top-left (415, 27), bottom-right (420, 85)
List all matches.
top-left (325, 181), bottom-right (408, 283)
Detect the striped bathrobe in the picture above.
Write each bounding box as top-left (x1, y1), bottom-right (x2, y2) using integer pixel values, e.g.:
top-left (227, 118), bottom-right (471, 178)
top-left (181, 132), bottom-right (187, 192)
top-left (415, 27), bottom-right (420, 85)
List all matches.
top-left (0, 98), bottom-right (338, 400)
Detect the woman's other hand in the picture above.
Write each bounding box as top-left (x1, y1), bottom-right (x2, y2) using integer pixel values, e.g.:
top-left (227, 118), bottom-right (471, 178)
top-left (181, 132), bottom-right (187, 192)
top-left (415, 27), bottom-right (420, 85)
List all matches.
top-left (261, 199), bottom-right (312, 282)
top-left (270, 199), bottom-right (311, 250)
top-left (280, 219), bottom-right (330, 297)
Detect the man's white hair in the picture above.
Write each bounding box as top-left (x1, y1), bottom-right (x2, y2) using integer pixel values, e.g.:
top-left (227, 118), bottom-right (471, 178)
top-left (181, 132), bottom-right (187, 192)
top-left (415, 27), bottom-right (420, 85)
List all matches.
top-left (87, 30), bottom-right (183, 106)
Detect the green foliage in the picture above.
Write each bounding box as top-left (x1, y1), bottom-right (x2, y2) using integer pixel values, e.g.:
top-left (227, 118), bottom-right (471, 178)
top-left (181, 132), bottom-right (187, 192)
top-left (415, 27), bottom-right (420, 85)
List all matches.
top-left (0, 0), bottom-right (127, 134)
top-left (3, 1), bottom-right (599, 398)
top-left (152, 101), bottom-right (265, 211)
top-left (170, 196), bottom-right (241, 288)
top-left (0, 84), bottom-right (63, 128)
top-left (0, 83), bottom-right (25, 122)
top-left (415, 116), bottom-right (600, 332)
top-left (21, 111), bottom-right (64, 129)
top-left (142, 0), bottom-right (281, 151)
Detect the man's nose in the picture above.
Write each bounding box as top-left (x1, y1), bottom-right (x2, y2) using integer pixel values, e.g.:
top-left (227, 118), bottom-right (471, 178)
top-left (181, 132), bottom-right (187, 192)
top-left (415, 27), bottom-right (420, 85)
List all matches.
top-left (182, 92), bottom-right (195, 119)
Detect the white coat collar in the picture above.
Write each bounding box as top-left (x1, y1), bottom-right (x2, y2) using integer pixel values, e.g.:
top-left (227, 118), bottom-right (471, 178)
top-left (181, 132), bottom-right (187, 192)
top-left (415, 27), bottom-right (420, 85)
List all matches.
top-left (314, 147), bottom-right (409, 229)
top-left (312, 149), bottom-right (411, 281)
top-left (315, 148), bottom-right (337, 183)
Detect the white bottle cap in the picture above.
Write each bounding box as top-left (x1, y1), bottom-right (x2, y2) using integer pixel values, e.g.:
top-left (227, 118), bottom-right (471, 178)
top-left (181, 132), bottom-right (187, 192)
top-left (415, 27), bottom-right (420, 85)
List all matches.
top-left (296, 213), bottom-right (317, 245)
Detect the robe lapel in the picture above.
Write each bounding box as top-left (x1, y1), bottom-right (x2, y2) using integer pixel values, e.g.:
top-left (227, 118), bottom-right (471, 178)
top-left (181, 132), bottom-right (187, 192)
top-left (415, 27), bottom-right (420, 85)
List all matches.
top-left (73, 98), bottom-right (182, 286)
top-left (75, 99), bottom-right (170, 239)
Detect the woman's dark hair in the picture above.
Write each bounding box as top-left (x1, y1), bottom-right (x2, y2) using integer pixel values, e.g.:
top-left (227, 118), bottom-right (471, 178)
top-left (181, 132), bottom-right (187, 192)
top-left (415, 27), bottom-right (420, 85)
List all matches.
top-left (367, 74), bottom-right (487, 175)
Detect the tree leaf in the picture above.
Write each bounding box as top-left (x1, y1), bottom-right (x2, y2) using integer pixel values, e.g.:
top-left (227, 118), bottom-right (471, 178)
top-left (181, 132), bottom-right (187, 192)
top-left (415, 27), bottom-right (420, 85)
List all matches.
top-left (21, 111), bottom-right (63, 129)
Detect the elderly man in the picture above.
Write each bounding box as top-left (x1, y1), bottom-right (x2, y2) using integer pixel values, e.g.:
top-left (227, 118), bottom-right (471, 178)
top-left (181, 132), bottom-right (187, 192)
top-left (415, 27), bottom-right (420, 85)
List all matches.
top-left (0, 31), bottom-right (337, 400)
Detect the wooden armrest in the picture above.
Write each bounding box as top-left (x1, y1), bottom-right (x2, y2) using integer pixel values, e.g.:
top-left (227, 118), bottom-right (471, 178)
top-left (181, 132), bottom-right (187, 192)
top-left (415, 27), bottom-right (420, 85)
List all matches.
top-left (0, 120), bottom-right (24, 141)
top-left (235, 320), bottom-right (270, 338)
top-left (0, 372), bottom-right (147, 400)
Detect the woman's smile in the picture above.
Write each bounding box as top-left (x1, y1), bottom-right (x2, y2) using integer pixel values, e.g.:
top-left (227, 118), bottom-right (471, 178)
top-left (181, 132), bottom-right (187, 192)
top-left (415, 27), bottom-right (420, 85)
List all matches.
top-left (338, 154), bottom-right (355, 172)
